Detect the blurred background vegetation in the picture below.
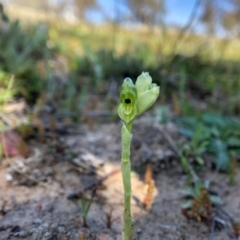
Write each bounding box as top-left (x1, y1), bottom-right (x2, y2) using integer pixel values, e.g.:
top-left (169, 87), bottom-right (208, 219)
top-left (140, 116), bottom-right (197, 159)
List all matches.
top-left (0, 0), bottom-right (240, 109)
top-left (0, 0), bottom-right (240, 169)
top-left (1, 0), bottom-right (240, 109)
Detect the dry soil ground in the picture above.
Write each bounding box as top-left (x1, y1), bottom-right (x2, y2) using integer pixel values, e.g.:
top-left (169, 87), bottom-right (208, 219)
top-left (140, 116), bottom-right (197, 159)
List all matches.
top-left (0, 118), bottom-right (240, 240)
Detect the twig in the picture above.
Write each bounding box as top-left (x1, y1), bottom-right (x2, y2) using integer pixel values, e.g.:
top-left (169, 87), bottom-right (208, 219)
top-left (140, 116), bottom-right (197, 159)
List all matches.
top-left (67, 168), bottom-right (121, 200)
top-left (171, 0), bottom-right (202, 54)
top-left (11, 167), bottom-right (62, 194)
top-left (209, 213), bottom-right (216, 240)
top-left (154, 123), bottom-right (179, 155)
top-left (160, 0), bottom-right (202, 95)
top-left (85, 110), bottom-right (116, 117)
top-left (0, 112), bottom-right (14, 126)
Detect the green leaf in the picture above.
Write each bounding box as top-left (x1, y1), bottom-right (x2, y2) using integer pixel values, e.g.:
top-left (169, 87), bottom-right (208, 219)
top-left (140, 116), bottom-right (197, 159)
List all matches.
top-left (197, 140), bottom-right (209, 152)
top-left (80, 199), bottom-right (87, 216)
top-left (202, 113), bottom-right (229, 128)
top-left (213, 139), bottom-right (230, 171)
top-left (192, 124), bottom-right (203, 148)
top-left (181, 200), bottom-right (193, 209)
top-left (228, 137), bottom-right (240, 148)
top-left (194, 179), bottom-right (204, 195)
top-left (179, 188), bottom-right (195, 197)
top-left (180, 154), bottom-right (190, 173)
top-left (203, 180), bottom-right (210, 189)
top-left (178, 128), bottom-right (195, 138)
top-left (196, 156), bottom-right (204, 165)
top-left (210, 195), bottom-right (223, 205)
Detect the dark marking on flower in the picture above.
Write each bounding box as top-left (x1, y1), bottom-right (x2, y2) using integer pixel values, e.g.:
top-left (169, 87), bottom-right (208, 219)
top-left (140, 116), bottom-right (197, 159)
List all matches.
top-left (125, 99), bottom-right (131, 104)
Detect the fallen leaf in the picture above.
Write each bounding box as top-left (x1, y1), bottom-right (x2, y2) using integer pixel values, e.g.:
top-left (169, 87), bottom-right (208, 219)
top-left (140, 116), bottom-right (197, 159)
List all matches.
top-left (0, 130), bottom-right (29, 158)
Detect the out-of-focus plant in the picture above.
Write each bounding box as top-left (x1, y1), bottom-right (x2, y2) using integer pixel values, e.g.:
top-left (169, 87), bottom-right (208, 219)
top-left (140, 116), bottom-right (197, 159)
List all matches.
top-left (74, 49), bottom-right (150, 84)
top-left (180, 124), bottom-right (210, 173)
top-left (0, 123), bottom-right (3, 159)
top-left (0, 9), bottom-right (52, 103)
top-left (228, 152), bottom-right (238, 185)
top-left (0, 71), bottom-right (14, 104)
top-left (101, 207), bottom-right (119, 229)
top-left (79, 190), bottom-right (95, 228)
top-left (177, 113), bottom-right (240, 171)
top-left (180, 179), bottom-right (222, 223)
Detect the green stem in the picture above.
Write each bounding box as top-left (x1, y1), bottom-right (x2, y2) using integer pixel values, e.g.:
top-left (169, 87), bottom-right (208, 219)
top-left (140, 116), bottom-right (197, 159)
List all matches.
top-left (126, 121), bottom-right (133, 132)
top-left (121, 121), bottom-right (133, 240)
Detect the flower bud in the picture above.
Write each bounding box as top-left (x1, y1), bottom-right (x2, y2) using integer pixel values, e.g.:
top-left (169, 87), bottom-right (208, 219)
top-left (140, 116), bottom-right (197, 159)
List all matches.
top-left (135, 72), bottom-right (152, 95)
top-left (137, 84), bottom-right (160, 116)
top-left (135, 73), bottom-right (160, 116)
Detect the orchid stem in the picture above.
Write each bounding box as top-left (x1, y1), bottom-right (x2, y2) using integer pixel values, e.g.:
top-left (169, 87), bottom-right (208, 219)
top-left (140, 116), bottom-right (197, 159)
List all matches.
top-left (121, 121), bottom-right (133, 240)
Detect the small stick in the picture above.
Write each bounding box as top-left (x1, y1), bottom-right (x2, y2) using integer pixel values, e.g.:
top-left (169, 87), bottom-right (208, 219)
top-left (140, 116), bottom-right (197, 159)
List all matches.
top-left (101, 206), bottom-right (120, 229)
top-left (208, 213), bottom-right (216, 240)
top-left (154, 123), bottom-right (179, 155)
top-left (67, 168), bottom-right (121, 200)
top-left (11, 167), bottom-right (62, 194)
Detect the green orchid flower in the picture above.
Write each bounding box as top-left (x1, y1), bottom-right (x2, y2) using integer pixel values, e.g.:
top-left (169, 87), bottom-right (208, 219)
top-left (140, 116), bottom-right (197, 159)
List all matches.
top-left (118, 78), bottom-right (137, 123)
top-left (118, 73), bottom-right (160, 124)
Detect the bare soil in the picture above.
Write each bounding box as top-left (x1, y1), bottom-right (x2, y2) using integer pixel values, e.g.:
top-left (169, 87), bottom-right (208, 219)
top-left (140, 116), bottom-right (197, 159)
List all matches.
top-left (0, 118), bottom-right (239, 240)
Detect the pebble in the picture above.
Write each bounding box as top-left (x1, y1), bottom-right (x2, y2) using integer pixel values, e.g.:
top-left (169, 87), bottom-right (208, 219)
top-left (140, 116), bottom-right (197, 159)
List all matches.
top-left (33, 218), bottom-right (42, 225)
top-left (5, 173), bottom-right (13, 181)
top-left (44, 232), bottom-right (52, 238)
top-left (154, 149), bottom-right (164, 160)
top-left (41, 222), bottom-right (49, 228)
top-left (13, 230), bottom-right (28, 237)
top-left (51, 223), bottom-right (58, 229)
top-left (136, 228), bottom-right (142, 234)
top-left (58, 225), bottom-right (66, 233)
